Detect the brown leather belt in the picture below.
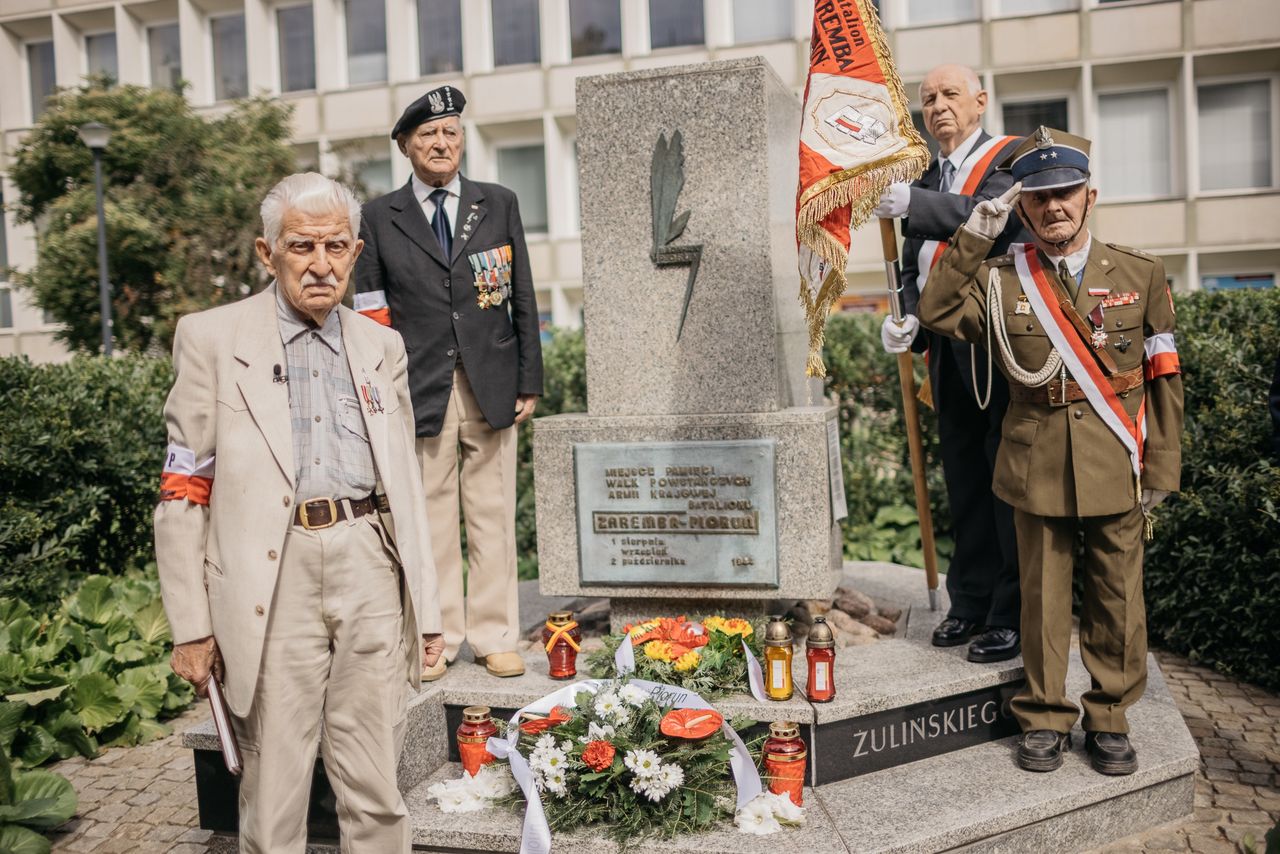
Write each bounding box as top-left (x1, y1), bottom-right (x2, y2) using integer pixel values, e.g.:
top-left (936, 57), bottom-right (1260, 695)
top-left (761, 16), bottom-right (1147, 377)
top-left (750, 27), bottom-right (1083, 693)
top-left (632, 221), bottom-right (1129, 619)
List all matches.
top-left (1009, 366), bottom-right (1144, 407)
top-left (292, 493), bottom-right (389, 530)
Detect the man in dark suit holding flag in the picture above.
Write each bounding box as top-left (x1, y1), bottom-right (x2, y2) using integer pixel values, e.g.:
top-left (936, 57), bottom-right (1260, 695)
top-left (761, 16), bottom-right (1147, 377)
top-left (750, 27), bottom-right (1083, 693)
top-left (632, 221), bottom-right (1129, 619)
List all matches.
top-left (354, 85), bottom-right (543, 680)
top-left (875, 64), bottom-right (1026, 663)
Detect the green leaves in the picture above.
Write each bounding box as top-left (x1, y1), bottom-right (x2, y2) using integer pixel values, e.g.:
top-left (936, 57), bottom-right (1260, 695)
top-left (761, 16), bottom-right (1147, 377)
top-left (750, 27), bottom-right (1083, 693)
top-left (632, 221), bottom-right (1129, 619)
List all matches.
top-left (71, 674), bottom-right (126, 733)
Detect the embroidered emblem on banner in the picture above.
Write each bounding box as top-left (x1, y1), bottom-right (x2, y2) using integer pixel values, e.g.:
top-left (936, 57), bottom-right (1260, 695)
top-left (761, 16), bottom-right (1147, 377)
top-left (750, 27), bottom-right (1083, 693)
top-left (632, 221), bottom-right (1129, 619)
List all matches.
top-left (824, 106), bottom-right (888, 144)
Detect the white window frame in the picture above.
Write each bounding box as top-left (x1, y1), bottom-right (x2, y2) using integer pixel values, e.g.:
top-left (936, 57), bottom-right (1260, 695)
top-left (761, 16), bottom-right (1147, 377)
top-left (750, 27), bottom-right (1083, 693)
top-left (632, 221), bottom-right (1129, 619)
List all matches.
top-left (493, 136), bottom-right (550, 235)
top-left (727, 0), bottom-right (796, 46)
top-left (271, 1), bottom-right (317, 96)
top-left (1094, 82), bottom-right (1180, 203)
top-left (993, 0), bottom-right (1080, 19)
top-left (994, 90), bottom-right (1078, 138)
top-left (412, 0), bottom-right (465, 79)
top-left (81, 28), bottom-right (119, 79)
top-left (208, 11), bottom-right (249, 103)
top-left (1193, 72), bottom-right (1279, 198)
top-left (894, 0), bottom-right (981, 29)
top-left (488, 0), bottom-right (541, 70)
top-left (338, 0), bottom-right (389, 89)
top-left (144, 20), bottom-right (182, 90)
top-left (645, 0), bottom-right (709, 53)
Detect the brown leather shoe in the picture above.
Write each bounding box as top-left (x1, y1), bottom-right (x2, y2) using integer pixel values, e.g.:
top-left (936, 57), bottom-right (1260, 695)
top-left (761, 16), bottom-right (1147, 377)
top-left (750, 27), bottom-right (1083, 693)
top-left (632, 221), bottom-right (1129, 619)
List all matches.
top-left (479, 652), bottom-right (525, 678)
top-left (421, 659), bottom-right (448, 682)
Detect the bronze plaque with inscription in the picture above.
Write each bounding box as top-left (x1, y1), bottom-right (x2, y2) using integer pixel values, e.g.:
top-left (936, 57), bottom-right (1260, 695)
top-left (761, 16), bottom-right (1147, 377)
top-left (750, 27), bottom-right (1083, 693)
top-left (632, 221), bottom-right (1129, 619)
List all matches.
top-left (573, 440), bottom-right (778, 586)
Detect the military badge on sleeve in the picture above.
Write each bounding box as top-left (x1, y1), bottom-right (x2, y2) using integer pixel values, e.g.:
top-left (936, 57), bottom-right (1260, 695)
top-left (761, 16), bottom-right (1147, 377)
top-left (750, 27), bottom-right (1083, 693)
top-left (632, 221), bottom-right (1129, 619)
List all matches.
top-left (468, 244), bottom-right (513, 309)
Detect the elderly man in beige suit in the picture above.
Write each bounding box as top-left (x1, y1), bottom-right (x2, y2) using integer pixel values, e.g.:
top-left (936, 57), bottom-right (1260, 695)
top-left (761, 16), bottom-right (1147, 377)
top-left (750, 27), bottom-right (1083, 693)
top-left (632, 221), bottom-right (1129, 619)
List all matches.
top-left (154, 172), bottom-right (444, 853)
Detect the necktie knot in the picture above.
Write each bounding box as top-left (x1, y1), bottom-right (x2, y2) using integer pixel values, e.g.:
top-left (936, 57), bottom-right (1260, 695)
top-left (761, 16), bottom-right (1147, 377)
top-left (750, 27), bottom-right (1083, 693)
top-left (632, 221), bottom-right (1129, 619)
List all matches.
top-left (1058, 259), bottom-right (1078, 300)
top-left (429, 188), bottom-right (449, 207)
top-left (940, 160), bottom-right (956, 193)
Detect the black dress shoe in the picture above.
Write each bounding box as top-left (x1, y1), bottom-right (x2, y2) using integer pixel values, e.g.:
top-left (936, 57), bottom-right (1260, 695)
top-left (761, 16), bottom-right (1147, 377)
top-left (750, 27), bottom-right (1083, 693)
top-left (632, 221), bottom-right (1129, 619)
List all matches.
top-left (932, 617), bottom-right (982, 647)
top-left (1018, 729), bottom-right (1071, 772)
top-left (1086, 732), bottom-right (1138, 775)
top-left (967, 628), bottom-right (1021, 663)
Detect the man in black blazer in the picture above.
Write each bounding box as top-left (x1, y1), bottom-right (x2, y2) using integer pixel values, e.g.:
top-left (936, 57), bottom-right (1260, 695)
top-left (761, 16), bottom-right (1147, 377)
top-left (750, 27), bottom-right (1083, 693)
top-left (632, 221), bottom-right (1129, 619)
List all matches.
top-left (875, 64), bottom-right (1026, 663)
top-left (354, 85), bottom-right (543, 679)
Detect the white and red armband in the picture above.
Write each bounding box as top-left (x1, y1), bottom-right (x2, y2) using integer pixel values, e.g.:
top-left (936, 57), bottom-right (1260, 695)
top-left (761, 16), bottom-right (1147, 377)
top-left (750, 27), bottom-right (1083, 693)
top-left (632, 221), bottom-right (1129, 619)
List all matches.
top-left (159, 444), bottom-right (215, 505)
top-left (1144, 332), bottom-right (1181, 380)
top-left (354, 290), bottom-right (392, 327)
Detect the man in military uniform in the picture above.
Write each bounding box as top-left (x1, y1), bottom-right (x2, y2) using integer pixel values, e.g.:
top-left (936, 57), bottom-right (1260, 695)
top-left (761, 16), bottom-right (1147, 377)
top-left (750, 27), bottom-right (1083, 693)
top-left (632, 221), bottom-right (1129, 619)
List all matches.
top-left (918, 128), bottom-right (1184, 775)
top-left (875, 64), bottom-right (1025, 663)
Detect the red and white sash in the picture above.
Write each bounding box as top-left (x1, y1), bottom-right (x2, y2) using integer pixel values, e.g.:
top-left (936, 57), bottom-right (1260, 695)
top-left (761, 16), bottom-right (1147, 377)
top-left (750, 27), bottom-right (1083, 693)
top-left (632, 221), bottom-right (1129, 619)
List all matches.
top-left (1011, 244), bottom-right (1146, 480)
top-left (915, 135), bottom-right (1019, 290)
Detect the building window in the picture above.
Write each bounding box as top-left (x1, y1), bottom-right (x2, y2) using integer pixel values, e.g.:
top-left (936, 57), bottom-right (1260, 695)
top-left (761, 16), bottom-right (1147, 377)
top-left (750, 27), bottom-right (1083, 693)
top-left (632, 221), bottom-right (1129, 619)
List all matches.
top-left (355, 157), bottom-right (394, 196)
top-left (1198, 80), bottom-right (1272, 192)
top-left (906, 0), bottom-right (978, 25)
top-left (1002, 98), bottom-right (1069, 136)
top-left (492, 0), bottom-right (540, 66)
top-left (86, 33), bottom-right (119, 80)
top-left (212, 14), bottom-right (249, 100)
top-left (732, 0), bottom-right (792, 44)
top-left (417, 0), bottom-right (463, 75)
top-left (497, 145), bottom-right (548, 232)
top-left (569, 0), bottom-right (621, 58)
top-left (148, 24), bottom-right (182, 91)
top-left (1201, 273), bottom-right (1275, 291)
top-left (346, 0), bottom-right (388, 84)
top-left (649, 0), bottom-right (704, 49)
top-left (0, 289), bottom-right (12, 330)
top-left (278, 4), bottom-right (316, 92)
top-left (997, 0), bottom-right (1077, 15)
top-left (28, 41), bottom-right (56, 119)
top-left (1097, 89), bottom-right (1171, 198)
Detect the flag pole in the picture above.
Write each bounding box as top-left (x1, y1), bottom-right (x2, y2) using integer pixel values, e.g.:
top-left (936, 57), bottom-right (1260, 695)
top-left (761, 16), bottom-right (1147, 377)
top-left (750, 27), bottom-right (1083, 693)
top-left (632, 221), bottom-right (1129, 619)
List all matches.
top-left (880, 217), bottom-right (940, 611)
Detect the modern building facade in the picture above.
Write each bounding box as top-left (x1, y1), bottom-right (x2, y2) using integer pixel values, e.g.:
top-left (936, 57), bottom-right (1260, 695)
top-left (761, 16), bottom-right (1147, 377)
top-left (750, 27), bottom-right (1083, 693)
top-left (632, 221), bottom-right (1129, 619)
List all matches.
top-left (1, 0), bottom-right (1276, 358)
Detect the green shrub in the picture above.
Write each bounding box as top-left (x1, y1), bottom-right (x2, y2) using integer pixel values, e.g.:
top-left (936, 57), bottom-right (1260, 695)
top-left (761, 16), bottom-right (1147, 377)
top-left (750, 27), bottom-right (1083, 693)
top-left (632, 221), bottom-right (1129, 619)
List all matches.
top-left (0, 356), bottom-right (172, 609)
top-left (0, 750), bottom-right (78, 854)
top-left (516, 328), bottom-right (588, 580)
top-left (1144, 288), bottom-right (1280, 689)
top-left (0, 573), bottom-right (193, 772)
top-left (822, 313), bottom-right (955, 569)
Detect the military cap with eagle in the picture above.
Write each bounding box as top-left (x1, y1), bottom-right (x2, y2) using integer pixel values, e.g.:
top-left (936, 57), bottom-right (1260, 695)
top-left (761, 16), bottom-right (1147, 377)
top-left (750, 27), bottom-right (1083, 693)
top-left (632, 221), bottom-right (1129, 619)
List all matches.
top-left (999, 126), bottom-right (1091, 191)
top-left (391, 85), bottom-right (466, 138)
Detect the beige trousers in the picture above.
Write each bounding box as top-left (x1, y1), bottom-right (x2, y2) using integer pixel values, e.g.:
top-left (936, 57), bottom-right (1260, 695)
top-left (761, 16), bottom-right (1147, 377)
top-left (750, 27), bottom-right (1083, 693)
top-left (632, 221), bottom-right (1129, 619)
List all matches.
top-left (416, 366), bottom-right (519, 660)
top-left (230, 516), bottom-right (409, 854)
top-left (1011, 505), bottom-right (1149, 735)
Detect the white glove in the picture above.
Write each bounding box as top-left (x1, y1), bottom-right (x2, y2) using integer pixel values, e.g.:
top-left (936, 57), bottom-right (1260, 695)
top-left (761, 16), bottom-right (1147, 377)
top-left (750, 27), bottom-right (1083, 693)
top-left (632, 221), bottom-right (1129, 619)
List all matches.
top-left (1141, 488), bottom-right (1170, 513)
top-left (963, 182), bottom-right (1022, 241)
top-left (880, 314), bottom-right (920, 354)
top-left (873, 182), bottom-right (911, 219)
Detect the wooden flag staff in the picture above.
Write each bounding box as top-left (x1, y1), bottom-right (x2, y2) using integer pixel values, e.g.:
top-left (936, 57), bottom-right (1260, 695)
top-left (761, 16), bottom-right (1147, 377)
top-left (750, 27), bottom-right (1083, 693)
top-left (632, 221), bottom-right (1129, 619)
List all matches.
top-left (880, 217), bottom-right (940, 611)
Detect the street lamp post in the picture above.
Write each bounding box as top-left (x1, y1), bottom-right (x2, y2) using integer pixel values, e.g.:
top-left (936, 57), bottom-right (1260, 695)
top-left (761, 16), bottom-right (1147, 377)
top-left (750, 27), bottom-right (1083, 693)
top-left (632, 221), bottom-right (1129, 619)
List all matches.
top-left (78, 121), bottom-right (113, 356)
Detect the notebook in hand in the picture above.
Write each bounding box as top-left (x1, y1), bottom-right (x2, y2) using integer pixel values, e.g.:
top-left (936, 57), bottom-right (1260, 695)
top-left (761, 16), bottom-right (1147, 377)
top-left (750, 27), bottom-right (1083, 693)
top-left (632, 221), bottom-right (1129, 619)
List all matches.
top-left (206, 677), bottom-right (242, 776)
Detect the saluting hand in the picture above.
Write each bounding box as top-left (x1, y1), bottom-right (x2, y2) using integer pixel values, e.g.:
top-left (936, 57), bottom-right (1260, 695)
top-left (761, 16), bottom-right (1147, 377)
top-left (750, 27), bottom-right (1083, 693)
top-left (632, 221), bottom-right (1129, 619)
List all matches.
top-left (964, 182), bottom-right (1022, 242)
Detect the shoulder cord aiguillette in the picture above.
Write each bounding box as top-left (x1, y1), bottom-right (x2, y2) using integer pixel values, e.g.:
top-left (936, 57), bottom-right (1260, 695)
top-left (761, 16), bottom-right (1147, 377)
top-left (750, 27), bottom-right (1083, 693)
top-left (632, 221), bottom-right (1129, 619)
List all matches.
top-left (984, 266), bottom-right (1064, 389)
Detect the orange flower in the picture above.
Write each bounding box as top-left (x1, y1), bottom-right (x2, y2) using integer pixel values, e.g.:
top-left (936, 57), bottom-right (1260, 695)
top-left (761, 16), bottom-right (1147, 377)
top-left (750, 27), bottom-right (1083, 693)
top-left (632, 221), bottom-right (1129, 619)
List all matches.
top-left (519, 706), bottom-right (571, 735)
top-left (581, 739), bottom-right (616, 771)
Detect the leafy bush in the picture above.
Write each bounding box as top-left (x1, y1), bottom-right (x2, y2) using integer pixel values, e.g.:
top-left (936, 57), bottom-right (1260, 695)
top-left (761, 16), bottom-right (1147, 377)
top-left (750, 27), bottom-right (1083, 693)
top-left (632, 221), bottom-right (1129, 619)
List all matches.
top-left (1144, 288), bottom-right (1280, 689)
top-left (516, 328), bottom-right (588, 580)
top-left (0, 356), bottom-right (173, 610)
top-left (0, 573), bottom-right (193, 773)
top-left (0, 750), bottom-right (77, 854)
top-left (822, 313), bottom-right (955, 569)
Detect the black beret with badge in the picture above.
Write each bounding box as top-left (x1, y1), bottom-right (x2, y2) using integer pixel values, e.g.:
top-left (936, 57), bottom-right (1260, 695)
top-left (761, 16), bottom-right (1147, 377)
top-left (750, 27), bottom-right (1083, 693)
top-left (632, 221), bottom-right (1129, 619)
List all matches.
top-left (391, 85), bottom-right (467, 138)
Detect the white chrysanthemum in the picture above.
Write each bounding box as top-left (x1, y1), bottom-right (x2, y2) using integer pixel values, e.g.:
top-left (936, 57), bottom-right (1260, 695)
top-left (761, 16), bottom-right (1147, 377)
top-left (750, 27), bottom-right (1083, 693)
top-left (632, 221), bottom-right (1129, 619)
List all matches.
top-left (734, 796), bottom-right (782, 835)
top-left (619, 684), bottom-right (649, 707)
top-left (534, 733), bottom-right (556, 752)
top-left (609, 704), bottom-right (632, 726)
top-left (587, 722), bottom-right (616, 742)
top-left (764, 791), bottom-right (805, 824)
top-left (539, 748), bottom-right (568, 771)
top-left (593, 692), bottom-right (622, 719)
top-left (545, 768), bottom-right (569, 796)
top-left (629, 775), bottom-right (669, 802)
top-left (560, 739), bottom-right (574, 753)
top-left (623, 749), bottom-right (662, 778)
top-left (657, 762), bottom-right (684, 789)
top-left (427, 775), bottom-right (489, 813)
top-left (469, 765), bottom-right (515, 799)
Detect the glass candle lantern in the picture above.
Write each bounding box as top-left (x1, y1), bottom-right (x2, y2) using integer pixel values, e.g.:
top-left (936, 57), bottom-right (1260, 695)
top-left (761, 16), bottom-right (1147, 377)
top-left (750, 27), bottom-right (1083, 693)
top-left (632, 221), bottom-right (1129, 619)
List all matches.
top-left (541, 610), bottom-right (581, 680)
top-left (763, 720), bottom-right (807, 806)
top-left (456, 706), bottom-right (498, 777)
top-left (805, 615), bottom-right (836, 703)
top-left (763, 615), bottom-right (794, 701)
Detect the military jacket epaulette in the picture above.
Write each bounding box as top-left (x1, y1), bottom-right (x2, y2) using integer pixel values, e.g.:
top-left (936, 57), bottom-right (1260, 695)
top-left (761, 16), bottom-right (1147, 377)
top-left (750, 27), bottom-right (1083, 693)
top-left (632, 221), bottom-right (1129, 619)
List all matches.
top-left (1105, 243), bottom-right (1156, 264)
top-left (989, 253), bottom-right (1015, 267)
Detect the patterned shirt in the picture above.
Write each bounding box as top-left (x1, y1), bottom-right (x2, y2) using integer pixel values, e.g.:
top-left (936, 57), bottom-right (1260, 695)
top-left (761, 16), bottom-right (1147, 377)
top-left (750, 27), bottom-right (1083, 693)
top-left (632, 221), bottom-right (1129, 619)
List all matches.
top-left (276, 287), bottom-right (377, 502)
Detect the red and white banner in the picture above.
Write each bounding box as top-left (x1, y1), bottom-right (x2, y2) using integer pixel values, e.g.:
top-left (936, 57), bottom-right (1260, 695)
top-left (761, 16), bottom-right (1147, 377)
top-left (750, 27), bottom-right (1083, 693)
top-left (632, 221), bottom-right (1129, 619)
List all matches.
top-left (797, 0), bottom-right (929, 377)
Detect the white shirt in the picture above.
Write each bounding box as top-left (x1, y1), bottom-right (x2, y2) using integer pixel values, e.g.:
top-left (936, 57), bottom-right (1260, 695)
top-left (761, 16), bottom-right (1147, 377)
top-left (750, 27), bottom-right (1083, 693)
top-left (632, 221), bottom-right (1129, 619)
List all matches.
top-left (1046, 234), bottom-right (1093, 281)
top-left (941, 126), bottom-right (984, 176)
top-left (411, 172), bottom-right (461, 237)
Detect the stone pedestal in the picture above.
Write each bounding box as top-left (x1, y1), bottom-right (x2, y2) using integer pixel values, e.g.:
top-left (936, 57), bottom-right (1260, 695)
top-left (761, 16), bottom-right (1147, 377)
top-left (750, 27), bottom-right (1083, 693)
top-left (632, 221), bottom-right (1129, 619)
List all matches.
top-left (533, 57), bottom-right (843, 615)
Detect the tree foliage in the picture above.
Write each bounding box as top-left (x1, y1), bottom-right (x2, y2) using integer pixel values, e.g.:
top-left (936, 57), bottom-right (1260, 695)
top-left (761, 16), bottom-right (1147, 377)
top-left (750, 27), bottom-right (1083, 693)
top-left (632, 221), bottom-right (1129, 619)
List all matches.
top-left (7, 78), bottom-right (296, 355)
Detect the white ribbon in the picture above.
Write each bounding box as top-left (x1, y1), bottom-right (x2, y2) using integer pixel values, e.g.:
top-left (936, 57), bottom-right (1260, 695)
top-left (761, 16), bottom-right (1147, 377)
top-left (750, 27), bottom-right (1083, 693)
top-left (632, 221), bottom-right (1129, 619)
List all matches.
top-left (614, 625), bottom-right (769, 703)
top-left (486, 678), bottom-right (763, 854)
